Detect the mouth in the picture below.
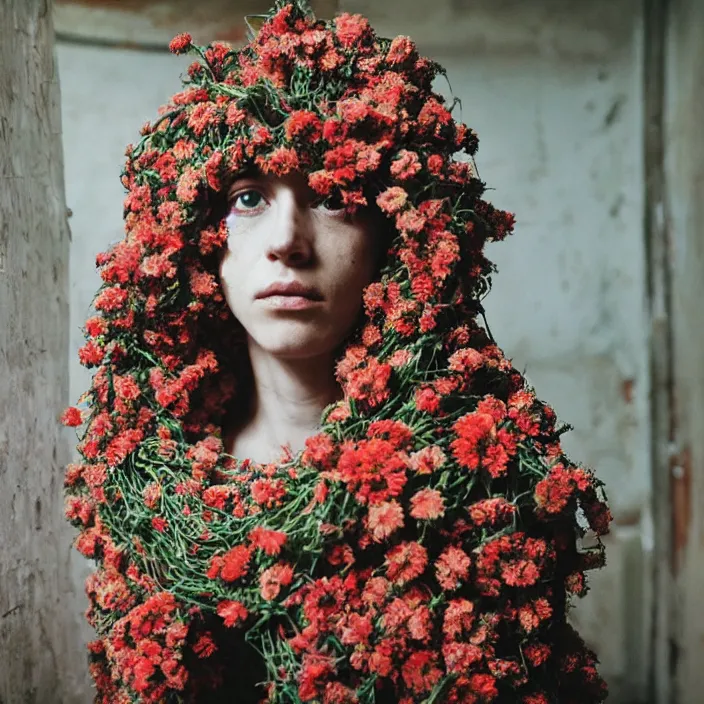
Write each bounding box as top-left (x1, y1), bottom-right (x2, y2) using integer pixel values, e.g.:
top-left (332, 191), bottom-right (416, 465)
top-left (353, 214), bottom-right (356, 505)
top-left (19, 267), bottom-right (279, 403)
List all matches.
top-left (259, 295), bottom-right (323, 310)
top-left (255, 281), bottom-right (323, 301)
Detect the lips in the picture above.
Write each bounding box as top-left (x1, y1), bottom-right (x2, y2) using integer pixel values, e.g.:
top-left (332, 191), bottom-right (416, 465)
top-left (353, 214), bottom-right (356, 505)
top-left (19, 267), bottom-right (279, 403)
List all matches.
top-left (255, 281), bottom-right (323, 301)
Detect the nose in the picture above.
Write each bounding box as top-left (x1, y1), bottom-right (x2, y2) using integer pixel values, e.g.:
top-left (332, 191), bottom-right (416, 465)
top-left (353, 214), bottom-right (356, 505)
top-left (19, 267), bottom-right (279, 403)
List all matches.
top-left (265, 187), bottom-right (312, 266)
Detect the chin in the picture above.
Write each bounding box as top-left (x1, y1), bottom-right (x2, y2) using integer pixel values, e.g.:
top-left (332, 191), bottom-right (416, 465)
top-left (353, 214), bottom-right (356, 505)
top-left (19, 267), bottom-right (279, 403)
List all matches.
top-left (253, 329), bottom-right (343, 360)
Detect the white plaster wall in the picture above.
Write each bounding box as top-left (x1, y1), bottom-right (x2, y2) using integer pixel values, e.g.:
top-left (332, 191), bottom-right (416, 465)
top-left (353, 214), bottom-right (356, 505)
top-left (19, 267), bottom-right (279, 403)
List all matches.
top-left (57, 1), bottom-right (650, 698)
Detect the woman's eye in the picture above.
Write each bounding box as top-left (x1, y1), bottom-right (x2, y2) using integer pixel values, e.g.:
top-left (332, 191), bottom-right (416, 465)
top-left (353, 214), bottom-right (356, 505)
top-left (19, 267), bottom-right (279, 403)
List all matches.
top-left (316, 194), bottom-right (344, 213)
top-left (230, 189), bottom-right (266, 213)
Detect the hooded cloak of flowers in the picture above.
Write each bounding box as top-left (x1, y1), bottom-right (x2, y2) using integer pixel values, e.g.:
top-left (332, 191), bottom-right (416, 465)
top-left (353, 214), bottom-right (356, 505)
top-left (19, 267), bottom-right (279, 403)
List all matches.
top-left (61, 2), bottom-right (612, 702)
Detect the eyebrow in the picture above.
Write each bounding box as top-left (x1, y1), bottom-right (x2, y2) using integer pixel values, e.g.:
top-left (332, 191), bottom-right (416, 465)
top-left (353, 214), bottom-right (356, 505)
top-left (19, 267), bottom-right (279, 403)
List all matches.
top-left (229, 167), bottom-right (263, 184)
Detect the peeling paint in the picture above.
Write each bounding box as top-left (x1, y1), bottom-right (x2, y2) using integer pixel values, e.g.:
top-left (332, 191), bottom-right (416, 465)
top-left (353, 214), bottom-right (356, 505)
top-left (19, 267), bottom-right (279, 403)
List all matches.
top-left (622, 377), bottom-right (635, 403)
top-left (671, 445), bottom-right (691, 575)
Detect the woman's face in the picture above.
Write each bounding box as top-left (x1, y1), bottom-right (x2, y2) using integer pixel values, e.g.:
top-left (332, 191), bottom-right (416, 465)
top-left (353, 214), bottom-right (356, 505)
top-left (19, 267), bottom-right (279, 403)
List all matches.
top-left (219, 171), bottom-right (383, 360)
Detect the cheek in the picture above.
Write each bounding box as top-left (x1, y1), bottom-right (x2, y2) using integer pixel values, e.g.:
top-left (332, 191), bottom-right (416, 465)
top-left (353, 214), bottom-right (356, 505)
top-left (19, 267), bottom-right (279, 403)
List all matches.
top-left (334, 224), bottom-right (379, 280)
top-left (219, 250), bottom-right (248, 313)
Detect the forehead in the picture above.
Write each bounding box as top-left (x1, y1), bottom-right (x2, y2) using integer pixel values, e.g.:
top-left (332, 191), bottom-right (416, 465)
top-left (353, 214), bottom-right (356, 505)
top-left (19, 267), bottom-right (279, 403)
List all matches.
top-left (228, 168), bottom-right (311, 194)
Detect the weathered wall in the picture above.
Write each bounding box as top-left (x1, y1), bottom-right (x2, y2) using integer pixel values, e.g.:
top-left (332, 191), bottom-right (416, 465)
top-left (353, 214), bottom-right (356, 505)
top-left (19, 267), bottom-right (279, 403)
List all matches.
top-left (57, 0), bottom-right (652, 701)
top-left (663, 0), bottom-right (704, 701)
top-left (0, 1), bottom-right (88, 702)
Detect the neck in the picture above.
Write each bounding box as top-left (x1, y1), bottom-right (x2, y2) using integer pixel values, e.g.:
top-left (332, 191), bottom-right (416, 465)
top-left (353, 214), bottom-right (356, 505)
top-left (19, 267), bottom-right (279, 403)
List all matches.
top-left (227, 338), bottom-right (343, 463)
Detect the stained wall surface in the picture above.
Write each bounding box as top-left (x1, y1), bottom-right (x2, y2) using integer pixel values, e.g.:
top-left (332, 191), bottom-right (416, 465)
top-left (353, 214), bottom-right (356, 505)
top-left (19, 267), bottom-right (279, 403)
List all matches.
top-left (57, 0), bottom-right (650, 700)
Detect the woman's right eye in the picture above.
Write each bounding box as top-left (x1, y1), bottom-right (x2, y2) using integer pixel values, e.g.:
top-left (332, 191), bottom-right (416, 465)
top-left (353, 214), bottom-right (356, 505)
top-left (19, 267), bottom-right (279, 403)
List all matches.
top-left (230, 189), bottom-right (266, 214)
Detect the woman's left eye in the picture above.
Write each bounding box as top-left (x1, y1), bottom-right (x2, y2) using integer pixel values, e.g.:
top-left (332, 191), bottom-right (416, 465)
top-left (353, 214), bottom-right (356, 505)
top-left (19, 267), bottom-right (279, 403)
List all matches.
top-left (230, 189), bottom-right (266, 213)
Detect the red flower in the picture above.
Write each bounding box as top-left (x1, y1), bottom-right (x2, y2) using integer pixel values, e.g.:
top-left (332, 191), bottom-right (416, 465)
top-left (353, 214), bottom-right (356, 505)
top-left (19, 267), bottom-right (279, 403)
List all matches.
top-left (368, 500), bottom-right (404, 542)
top-left (427, 154), bottom-right (444, 174)
top-left (408, 445), bottom-right (447, 474)
top-left (169, 32), bottom-right (192, 54)
top-left (501, 559), bottom-right (540, 588)
top-left (250, 478), bottom-right (287, 508)
top-left (482, 442), bottom-right (509, 478)
top-left (362, 323), bottom-right (383, 347)
top-left (192, 631), bottom-right (217, 658)
top-left (418, 98), bottom-right (453, 137)
top-left (518, 598), bottom-right (553, 633)
top-left (365, 419), bottom-right (413, 448)
top-left (334, 13), bottom-right (372, 48)
top-left (450, 411), bottom-right (496, 471)
top-left (322, 118), bottom-right (349, 144)
top-left (376, 186), bottom-right (408, 214)
top-left (217, 599), bottom-right (249, 628)
top-left (323, 682), bottom-right (359, 704)
top-left (142, 482), bottom-right (161, 510)
top-left (61, 406), bottom-right (83, 427)
top-left (443, 599), bottom-right (475, 640)
top-left (151, 516), bottom-right (168, 533)
top-left (248, 526), bottom-right (288, 556)
top-left (414, 387), bottom-right (440, 414)
top-left (448, 347), bottom-right (485, 374)
top-left (285, 110), bottom-right (323, 142)
top-left (411, 273), bottom-right (436, 303)
top-left (345, 358), bottom-right (392, 410)
top-left (409, 488), bottom-right (445, 520)
top-left (524, 643), bottom-right (552, 668)
top-left (395, 207), bottom-right (427, 234)
top-left (187, 102), bottom-right (220, 137)
top-left (534, 463), bottom-right (594, 515)
top-left (401, 650), bottom-right (442, 695)
top-left (260, 562), bottom-right (294, 600)
top-left (385, 541), bottom-right (428, 585)
top-left (337, 438), bottom-right (408, 505)
top-left (468, 673), bottom-right (498, 701)
top-left (113, 374), bottom-right (141, 401)
top-left (222, 105), bottom-right (246, 128)
top-left (219, 544), bottom-right (252, 582)
top-left (302, 576), bottom-right (348, 632)
top-left (299, 653), bottom-right (335, 701)
top-left (386, 36), bottom-right (417, 65)
top-left (176, 167), bottom-right (201, 203)
top-left (338, 98), bottom-right (371, 126)
top-left (468, 497), bottom-right (516, 527)
top-left (257, 146), bottom-right (300, 176)
top-left (204, 150), bottom-right (224, 190)
top-left (94, 285), bottom-right (128, 312)
top-left (308, 169), bottom-right (336, 196)
top-left (435, 545), bottom-right (471, 590)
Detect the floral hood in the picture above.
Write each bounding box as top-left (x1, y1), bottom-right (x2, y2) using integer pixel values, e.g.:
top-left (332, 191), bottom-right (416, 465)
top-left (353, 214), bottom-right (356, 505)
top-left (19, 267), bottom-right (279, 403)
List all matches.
top-left (61, 2), bottom-right (611, 702)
